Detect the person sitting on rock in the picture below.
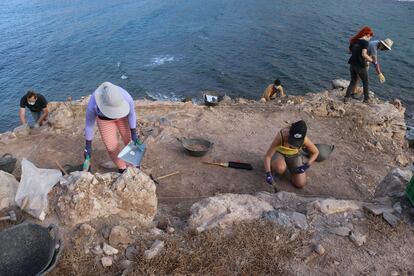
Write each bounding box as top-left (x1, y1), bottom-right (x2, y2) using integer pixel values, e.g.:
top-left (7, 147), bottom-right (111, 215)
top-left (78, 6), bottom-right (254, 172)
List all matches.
top-left (19, 90), bottom-right (49, 128)
top-left (260, 79), bottom-right (286, 102)
top-left (84, 82), bottom-right (141, 173)
top-left (264, 120), bottom-right (319, 188)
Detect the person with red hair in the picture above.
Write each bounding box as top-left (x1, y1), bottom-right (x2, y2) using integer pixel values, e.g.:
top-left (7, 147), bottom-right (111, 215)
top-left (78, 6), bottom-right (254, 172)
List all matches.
top-left (344, 26), bottom-right (374, 103)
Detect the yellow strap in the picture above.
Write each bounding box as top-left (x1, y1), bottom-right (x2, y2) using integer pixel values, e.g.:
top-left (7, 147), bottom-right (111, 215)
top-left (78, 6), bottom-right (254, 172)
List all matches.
top-left (276, 145), bottom-right (299, 156)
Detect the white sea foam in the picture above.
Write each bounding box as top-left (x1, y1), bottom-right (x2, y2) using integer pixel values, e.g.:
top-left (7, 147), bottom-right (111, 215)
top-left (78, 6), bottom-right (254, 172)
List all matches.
top-left (145, 91), bottom-right (181, 101)
top-left (121, 74), bottom-right (128, 80)
top-left (147, 55), bottom-right (176, 67)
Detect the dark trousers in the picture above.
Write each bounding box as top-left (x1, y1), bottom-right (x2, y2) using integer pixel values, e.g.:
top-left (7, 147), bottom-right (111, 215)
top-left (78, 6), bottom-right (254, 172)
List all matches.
top-left (345, 64), bottom-right (369, 101)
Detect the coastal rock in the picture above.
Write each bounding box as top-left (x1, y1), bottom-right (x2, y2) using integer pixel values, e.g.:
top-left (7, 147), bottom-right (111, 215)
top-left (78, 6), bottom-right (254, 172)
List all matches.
top-left (101, 256), bottom-right (113, 267)
top-left (331, 79), bottom-right (350, 90)
top-left (0, 171), bottom-right (19, 209)
top-left (103, 243), bottom-right (119, 255)
top-left (382, 211), bottom-right (400, 227)
top-left (109, 226), bottom-right (133, 246)
top-left (315, 199), bottom-right (361, 214)
top-left (79, 223), bottom-right (96, 236)
top-left (349, 231), bottom-right (367, 247)
top-left (48, 103), bottom-right (74, 129)
top-left (328, 226), bottom-right (351, 237)
top-left (263, 210), bottom-right (308, 230)
top-left (144, 240), bottom-right (165, 260)
top-left (125, 245), bottom-right (139, 260)
top-left (396, 154), bottom-right (410, 167)
top-left (313, 244), bottom-right (325, 255)
top-left (188, 194), bottom-right (274, 230)
top-left (56, 168), bottom-right (157, 226)
top-left (13, 124), bottom-right (30, 137)
top-left (374, 168), bottom-right (412, 198)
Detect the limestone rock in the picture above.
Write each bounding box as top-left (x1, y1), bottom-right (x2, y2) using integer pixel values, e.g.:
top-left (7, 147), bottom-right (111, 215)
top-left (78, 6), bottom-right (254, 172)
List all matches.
top-left (101, 256), bottom-right (113, 267)
top-left (79, 223), bottom-right (96, 236)
top-left (235, 98), bottom-right (248, 104)
top-left (396, 155), bottom-right (410, 167)
top-left (375, 168), bottom-right (412, 198)
top-left (109, 226), bottom-right (133, 246)
top-left (313, 244), bottom-right (325, 255)
top-left (331, 79), bottom-right (350, 90)
top-left (119, 260), bottom-right (133, 270)
top-left (382, 211), bottom-right (400, 227)
top-left (13, 124), bottom-right (30, 137)
top-left (144, 240), bottom-right (164, 260)
top-left (263, 210), bottom-right (308, 230)
top-left (328, 226), bottom-right (351, 237)
top-left (0, 171), bottom-right (19, 209)
top-left (315, 199), bottom-right (361, 214)
top-left (349, 231), bottom-right (367, 247)
top-left (125, 245), bottom-right (139, 260)
top-left (91, 245), bottom-right (103, 255)
top-left (103, 243), bottom-right (119, 255)
top-left (188, 194), bottom-right (274, 230)
top-left (48, 103), bottom-right (74, 129)
top-left (222, 95), bottom-right (232, 103)
top-left (363, 204), bottom-right (393, 216)
top-left (56, 168), bottom-right (157, 226)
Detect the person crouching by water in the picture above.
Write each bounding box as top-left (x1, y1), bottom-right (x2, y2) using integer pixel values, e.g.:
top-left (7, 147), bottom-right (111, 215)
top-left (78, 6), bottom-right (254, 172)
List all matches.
top-left (264, 120), bottom-right (319, 188)
top-left (19, 90), bottom-right (49, 128)
top-left (84, 82), bottom-right (141, 173)
top-left (260, 79), bottom-right (286, 102)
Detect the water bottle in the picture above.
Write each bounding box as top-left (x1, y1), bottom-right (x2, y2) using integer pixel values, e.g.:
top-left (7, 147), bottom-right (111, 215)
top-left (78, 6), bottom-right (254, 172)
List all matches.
top-left (83, 155), bottom-right (91, 172)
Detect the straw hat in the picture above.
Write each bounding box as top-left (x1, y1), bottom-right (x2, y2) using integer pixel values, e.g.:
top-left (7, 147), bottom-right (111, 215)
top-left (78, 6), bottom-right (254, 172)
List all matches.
top-left (380, 38), bottom-right (393, 50)
top-left (94, 82), bottom-right (130, 119)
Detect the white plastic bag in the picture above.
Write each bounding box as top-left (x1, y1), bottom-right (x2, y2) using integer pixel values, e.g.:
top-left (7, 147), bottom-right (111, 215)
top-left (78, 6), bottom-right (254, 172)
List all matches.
top-left (15, 159), bottom-right (62, 220)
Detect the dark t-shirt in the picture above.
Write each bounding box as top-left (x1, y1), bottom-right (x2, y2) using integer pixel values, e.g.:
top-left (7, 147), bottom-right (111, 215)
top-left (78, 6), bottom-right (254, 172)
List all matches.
top-left (348, 39), bottom-right (369, 68)
top-left (20, 94), bottom-right (48, 112)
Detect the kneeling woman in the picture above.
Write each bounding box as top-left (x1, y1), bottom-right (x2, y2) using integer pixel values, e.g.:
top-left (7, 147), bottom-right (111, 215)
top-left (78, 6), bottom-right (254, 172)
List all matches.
top-left (264, 120), bottom-right (319, 188)
top-left (84, 82), bottom-right (140, 173)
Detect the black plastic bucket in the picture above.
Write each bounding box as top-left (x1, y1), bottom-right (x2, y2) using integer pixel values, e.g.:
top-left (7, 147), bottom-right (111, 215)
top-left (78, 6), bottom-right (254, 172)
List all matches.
top-left (0, 224), bottom-right (63, 276)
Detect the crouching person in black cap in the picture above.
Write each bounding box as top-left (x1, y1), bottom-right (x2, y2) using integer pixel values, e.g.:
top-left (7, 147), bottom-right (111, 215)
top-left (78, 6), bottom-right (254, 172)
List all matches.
top-left (264, 120), bottom-right (319, 188)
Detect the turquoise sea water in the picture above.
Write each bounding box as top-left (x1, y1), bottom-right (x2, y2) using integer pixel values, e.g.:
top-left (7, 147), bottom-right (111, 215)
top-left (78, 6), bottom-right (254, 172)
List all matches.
top-left (0, 0), bottom-right (413, 131)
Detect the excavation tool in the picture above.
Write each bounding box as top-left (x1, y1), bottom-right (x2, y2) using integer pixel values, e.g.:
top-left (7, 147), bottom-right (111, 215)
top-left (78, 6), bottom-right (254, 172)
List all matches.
top-left (150, 171), bottom-right (180, 184)
top-left (0, 210), bottom-right (17, 222)
top-left (203, 161), bottom-right (253, 170)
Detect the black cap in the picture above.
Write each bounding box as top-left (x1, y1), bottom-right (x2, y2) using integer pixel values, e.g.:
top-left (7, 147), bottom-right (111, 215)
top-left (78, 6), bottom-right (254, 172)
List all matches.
top-left (288, 120), bottom-right (307, 148)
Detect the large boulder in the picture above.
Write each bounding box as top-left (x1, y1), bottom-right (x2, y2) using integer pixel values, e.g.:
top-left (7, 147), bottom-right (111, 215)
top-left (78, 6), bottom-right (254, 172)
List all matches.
top-left (375, 168), bottom-right (412, 198)
top-left (188, 194), bottom-right (274, 230)
top-left (48, 103), bottom-right (74, 129)
top-left (56, 168), bottom-right (157, 226)
top-left (0, 171), bottom-right (19, 209)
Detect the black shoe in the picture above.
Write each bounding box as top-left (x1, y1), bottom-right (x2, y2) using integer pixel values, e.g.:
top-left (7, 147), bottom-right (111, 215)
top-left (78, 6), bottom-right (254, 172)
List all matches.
top-left (351, 93), bottom-right (363, 100)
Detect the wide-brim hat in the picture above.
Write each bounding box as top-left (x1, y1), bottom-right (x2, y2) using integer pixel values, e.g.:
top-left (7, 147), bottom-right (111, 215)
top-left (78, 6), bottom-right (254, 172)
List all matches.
top-left (288, 120), bottom-right (307, 148)
top-left (94, 82), bottom-right (130, 119)
top-left (380, 38), bottom-right (393, 50)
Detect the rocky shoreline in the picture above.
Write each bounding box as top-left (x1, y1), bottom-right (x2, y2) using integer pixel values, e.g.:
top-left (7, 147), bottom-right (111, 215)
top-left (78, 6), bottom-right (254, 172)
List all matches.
top-left (1, 79), bottom-right (413, 275)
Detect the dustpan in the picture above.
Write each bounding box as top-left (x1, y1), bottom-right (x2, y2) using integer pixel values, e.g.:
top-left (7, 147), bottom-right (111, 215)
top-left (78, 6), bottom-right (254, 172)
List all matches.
top-left (118, 142), bottom-right (146, 167)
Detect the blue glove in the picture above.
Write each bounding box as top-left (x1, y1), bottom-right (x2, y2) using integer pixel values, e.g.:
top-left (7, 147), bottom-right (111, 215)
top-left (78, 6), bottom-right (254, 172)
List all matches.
top-left (84, 140), bottom-right (92, 158)
top-left (130, 128), bottom-right (142, 145)
top-left (265, 171), bottom-right (274, 185)
top-left (295, 162), bottom-right (310, 174)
